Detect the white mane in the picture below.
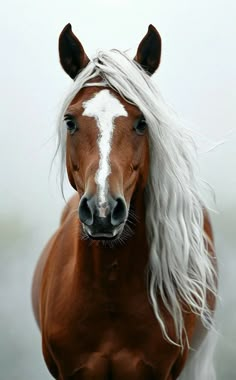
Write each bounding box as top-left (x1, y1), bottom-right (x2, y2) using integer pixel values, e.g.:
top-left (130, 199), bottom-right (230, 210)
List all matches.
top-left (57, 50), bottom-right (217, 346)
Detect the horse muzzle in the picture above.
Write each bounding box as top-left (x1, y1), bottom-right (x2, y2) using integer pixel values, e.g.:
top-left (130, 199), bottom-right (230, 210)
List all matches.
top-left (78, 194), bottom-right (128, 240)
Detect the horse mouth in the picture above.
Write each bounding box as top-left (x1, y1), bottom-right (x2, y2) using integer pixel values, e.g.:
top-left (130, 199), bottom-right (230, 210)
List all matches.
top-left (88, 233), bottom-right (118, 241)
top-left (82, 224), bottom-right (124, 241)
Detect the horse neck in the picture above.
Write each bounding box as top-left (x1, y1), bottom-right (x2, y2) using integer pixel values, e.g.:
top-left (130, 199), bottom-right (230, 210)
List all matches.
top-left (75, 188), bottom-right (149, 290)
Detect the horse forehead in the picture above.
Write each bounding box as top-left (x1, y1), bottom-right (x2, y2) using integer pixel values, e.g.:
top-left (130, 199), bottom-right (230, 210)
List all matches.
top-left (82, 89), bottom-right (128, 119)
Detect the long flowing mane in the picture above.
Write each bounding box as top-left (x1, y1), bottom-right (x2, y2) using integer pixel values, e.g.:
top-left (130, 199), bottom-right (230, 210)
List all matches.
top-left (56, 50), bottom-right (217, 346)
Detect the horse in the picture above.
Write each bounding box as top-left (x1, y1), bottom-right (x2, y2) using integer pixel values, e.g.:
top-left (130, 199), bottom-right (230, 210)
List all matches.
top-left (32, 24), bottom-right (217, 380)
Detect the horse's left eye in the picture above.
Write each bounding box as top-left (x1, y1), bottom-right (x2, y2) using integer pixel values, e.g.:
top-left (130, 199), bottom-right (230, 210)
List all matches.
top-left (134, 118), bottom-right (147, 135)
top-left (64, 116), bottom-right (78, 135)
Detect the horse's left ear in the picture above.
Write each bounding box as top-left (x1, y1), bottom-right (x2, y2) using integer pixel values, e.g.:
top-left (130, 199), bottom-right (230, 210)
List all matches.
top-left (134, 25), bottom-right (162, 75)
top-left (59, 23), bottom-right (90, 80)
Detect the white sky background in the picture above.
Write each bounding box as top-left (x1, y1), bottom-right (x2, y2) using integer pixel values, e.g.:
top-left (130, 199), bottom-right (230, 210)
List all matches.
top-left (0, 0), bottom-right (235, 378)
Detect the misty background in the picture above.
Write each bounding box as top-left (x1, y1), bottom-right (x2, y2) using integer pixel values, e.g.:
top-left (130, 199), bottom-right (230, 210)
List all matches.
top-left (0, 0), bottom-right (235, 378)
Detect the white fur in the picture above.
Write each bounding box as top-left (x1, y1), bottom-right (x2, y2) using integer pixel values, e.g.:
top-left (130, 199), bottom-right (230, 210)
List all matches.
top-left (82, 90), bottom-right (127, 212)
top-left (56, 50), bottom-right (217, 375)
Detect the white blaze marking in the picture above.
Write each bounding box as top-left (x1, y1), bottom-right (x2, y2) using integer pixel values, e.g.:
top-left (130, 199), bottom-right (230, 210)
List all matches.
top-left (82, 90), bottom-right (127, 214)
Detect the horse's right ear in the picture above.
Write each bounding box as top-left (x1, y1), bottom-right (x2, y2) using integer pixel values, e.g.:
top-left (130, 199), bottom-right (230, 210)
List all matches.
top-left (59, 24), bottom-right (89, 80)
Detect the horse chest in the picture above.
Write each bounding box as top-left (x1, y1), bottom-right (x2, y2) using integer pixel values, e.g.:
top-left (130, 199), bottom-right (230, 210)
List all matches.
top-left (46, 278), bottom-right (179, 379)
top-left (47, 312), bottom-right (179, 380)
top-left (43, 252), bottom-right (184, 379)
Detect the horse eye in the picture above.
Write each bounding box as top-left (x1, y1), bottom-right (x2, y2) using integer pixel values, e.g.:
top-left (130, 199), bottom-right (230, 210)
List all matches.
top-left (134, 118), bottom-right (147, 136)
top-left (64, 116), bottom-right (78, 135)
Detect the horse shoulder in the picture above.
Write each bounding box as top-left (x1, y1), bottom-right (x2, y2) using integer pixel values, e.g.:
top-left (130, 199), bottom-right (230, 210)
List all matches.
top-left (31, 231), bottom-right (58, 328)
top-left (32, 193), bottom-right (79, 328)
top-left (32, 195), bottom-right (81, 377)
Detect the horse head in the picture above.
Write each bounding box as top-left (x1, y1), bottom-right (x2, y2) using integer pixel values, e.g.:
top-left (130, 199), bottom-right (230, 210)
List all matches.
top-left (58, 24), bottom-right (161, 240)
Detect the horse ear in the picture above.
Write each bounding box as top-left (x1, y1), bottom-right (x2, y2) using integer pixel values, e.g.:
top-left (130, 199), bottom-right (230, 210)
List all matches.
top-left (134, 25), bottom-right (162, 75)
top-left (59, 24), bottom-right (89, 80)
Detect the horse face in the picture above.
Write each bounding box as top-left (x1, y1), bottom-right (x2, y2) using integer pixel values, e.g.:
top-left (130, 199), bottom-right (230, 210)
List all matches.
top-left (65, 86), bottom-right (149, 239)
top-left (59, 23), bottom-right (161, 239)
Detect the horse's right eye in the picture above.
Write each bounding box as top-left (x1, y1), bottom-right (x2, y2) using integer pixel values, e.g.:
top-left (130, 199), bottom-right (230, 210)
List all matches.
top-left (64, 116), bottom-right (78, 135)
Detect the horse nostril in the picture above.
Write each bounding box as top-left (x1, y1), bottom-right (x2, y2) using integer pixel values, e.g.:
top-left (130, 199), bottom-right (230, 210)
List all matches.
top-left (111, 197), bottom-right (127, 226)
top-left (79, 196), bottom-right (93, 226)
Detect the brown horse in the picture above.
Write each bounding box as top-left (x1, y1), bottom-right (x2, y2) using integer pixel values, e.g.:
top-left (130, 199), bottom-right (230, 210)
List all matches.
top-left (32, 24), bottom-right (217, 379)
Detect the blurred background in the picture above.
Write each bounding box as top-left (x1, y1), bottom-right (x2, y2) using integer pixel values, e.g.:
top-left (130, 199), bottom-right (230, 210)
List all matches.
top-left (0, 0), bottom-right (235, 378)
